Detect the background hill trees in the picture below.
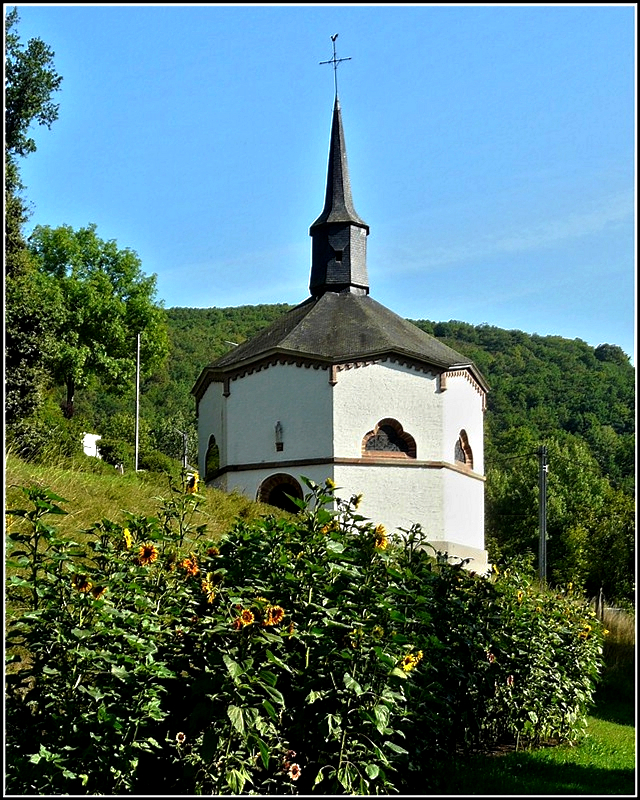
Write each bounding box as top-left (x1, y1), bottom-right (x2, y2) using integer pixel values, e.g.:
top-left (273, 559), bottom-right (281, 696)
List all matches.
top-left (123, 306), bottom-right (632, 604)
top-left (44, 303), bottom-right (633, 604)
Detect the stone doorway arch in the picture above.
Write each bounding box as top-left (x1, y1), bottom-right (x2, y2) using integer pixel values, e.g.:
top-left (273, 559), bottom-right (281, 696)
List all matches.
top-left (257, 473), bottom-right (303, 514)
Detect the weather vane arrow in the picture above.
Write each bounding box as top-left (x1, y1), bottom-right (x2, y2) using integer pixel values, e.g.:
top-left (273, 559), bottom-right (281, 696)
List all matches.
top-left (320, 33), bottom-right (351, 97)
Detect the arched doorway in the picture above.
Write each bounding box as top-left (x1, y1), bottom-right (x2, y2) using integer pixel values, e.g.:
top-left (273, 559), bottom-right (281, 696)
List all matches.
top-left (257, 473), bottom-right (303, 514)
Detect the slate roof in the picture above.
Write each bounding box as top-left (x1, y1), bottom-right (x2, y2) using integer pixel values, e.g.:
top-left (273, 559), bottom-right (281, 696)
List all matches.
top-left (196, 292), bottom-right (488, 392)
top-left (309, 97), bottom-right (368, 232)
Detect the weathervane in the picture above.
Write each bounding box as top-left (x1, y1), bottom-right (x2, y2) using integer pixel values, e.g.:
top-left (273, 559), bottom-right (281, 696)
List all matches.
top-left (320, 33), bottom-right (351, 98)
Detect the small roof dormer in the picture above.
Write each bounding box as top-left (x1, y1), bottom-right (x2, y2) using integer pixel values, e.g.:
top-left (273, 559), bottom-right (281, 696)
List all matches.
top-left (309, 97), bottom-right (369, 297)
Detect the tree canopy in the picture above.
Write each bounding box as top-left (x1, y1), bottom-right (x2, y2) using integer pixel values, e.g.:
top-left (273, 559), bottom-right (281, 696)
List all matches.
top-left (4, 6), bottom-right (62, 192)
top-left (28, 223), bottom-right (169, 418)
top-left (4, 7), bottom-right (64, 432)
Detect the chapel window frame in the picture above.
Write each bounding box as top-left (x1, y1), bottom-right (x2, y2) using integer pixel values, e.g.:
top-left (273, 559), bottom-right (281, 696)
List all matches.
top-left (205, 434), bottom-right (220, 481)
top-left (454, 429), bottom-right (473, 470)
top-left (362, 418), bottom-right (417, 459)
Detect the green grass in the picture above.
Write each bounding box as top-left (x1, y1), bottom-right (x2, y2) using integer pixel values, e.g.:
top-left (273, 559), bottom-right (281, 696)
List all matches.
top-left (5, 453), bottom-right (286, 620)
top-left (434, 713), bottom-right (635, 795)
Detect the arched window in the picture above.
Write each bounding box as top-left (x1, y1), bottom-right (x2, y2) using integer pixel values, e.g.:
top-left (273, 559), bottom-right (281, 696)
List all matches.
top-left (455, 430), bottom-right (473, 469)
top-left (258, 473), bottom-right (303, 514)
top-left (205, 435), bottom-right (220, 481)
top-left (362, 418), bottom-right (416, 459)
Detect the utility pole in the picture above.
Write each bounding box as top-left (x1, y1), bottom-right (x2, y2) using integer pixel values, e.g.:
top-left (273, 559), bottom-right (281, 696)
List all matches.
top-left (135, 332), bottom-right (140, 471)
top-left (538, 445), bottom-right (548, 583)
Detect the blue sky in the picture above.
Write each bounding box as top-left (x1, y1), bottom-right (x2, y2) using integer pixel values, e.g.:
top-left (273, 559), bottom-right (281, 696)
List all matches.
top-left (11, 3), bottom-right (636, 364)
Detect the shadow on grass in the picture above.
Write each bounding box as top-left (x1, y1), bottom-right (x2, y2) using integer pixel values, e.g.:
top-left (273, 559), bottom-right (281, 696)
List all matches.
top-left (432, 753), bottom-right (635, 795)
top-left (591, 693), bottom-right (636, 727)
top-left (592, 661), bottom-right (636, 727)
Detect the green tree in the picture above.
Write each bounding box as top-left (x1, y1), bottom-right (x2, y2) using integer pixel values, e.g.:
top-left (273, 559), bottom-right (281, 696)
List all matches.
top-left (583, 486), bottom-right (635, 603)
top-left (486, 432), bottom-right (634, 604)
top-left (5, 267), bottom-right (62, 426)
top-left (5, 6), bottom-right (64, 432)
top-left (28, 223), bottom-right (170, 418)
top-left (5, 7), bottom-right (62, 178)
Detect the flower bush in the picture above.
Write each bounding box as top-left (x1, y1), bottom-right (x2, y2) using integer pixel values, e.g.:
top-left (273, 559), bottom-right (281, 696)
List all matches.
top-left (5, 476), bottom-right (605, 794)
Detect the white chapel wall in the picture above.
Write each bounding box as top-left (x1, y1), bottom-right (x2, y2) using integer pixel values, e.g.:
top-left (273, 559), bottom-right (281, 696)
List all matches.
top-left (441, 373), bottom-right (485, 474)
top-left (333, 463), bottom-right (445, 536)
top-left (223, 363), bottom-right (334, 465)
top-left (197, 381), bottom-right (225, 480)
top-left (332, 361), bottom-right (441, 459)
top-left (441, 468), bottom-right (485, 551)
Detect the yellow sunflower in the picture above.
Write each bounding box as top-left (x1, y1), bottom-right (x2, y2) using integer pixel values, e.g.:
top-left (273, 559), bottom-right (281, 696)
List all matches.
top-left (374, 525), bottom-right (388, 550)
top-left (263, 605), bottom-right (285, 626)
top-left (240, 608), bottom-right (255, 626)
top-left (72, 574), bottom-right (92, 593)
top-left (399, 650), bottom-right (423, 672)
top-left (138, 543), bottom-right (159, 566)
top-left (179, 552), bottom-right (199, 577)
top-left (201, 574), bottom-right (216, 603)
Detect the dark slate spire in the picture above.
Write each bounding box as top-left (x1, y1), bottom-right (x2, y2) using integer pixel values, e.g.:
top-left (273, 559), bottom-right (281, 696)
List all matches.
top-left (309, 97), bottom-right (369, 297)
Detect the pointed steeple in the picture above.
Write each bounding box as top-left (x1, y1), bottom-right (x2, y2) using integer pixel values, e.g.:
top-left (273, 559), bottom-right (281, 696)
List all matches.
top-left (309, 97), bottom-right (369, 297)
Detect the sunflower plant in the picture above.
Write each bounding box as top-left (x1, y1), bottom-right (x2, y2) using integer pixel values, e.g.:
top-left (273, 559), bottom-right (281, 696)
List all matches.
top-left (5, 477), bottom-right (605, 795)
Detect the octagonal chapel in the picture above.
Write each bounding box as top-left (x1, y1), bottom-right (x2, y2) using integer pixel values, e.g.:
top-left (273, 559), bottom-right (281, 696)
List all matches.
top-left (192, 96), bottom-right (489, 571)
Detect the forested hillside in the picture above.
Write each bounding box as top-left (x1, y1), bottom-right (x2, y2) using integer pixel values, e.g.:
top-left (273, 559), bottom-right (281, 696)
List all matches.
top-left (157, 306), bottom-right (634, 605)
top-left (152, 306), bottom-right (635, 495)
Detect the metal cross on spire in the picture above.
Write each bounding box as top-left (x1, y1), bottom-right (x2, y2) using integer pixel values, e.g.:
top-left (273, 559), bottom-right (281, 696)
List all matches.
top-left (319, 33), bottom-right (351, 98)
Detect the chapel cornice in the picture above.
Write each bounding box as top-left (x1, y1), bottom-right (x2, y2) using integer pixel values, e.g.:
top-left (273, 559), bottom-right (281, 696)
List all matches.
top-left (209, 456), bottom-right (486, 482)
top-left (439, 368), bottom-right (487, 411)
top-left (192, 349), bottom-right (485, 405)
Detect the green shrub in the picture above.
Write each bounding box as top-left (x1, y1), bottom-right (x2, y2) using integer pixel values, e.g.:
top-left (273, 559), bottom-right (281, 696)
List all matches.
top-left (5, 478), bottom-right (605, 795)
top-left (5, 399), bottom-right (84, 464)
top-left (96, 437), bottom-right (133, 469)
top-left (138, 449), bottom-right (180, 478)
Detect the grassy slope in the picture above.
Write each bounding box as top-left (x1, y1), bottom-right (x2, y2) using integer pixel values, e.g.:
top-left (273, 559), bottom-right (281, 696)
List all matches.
top-left (5, 453), bottom-right (279, 543)
top-left (5, 454), bottom-right (285, 622)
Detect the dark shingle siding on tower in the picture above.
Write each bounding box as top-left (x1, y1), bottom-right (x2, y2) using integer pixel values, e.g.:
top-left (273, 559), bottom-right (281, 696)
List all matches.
top-left (310, 98), bottom-right (368, 230)
top-left (309, 99), bottom-right (369, 297)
